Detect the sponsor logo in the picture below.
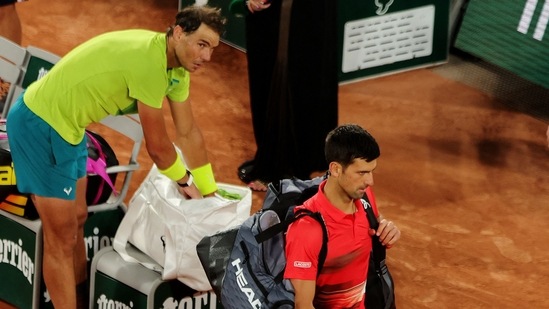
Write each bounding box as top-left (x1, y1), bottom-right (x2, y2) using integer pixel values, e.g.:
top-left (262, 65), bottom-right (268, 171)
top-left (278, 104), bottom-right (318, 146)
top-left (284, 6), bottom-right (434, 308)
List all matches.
top-left (84, 227), bottom-right (114, 262)
top-left (63, 187), bottom-right (73, 196)
top-left (0, 163), bottom-right (17, 185)
top-left (37, 68), bottom-right (50, 81)
top-left (517, 0), bottom-right (548, 41)
top-left (231, 258), bottom-right (262, 308)
top-left (43, 289), bottom-right (51, 304)
top-left (161, 291), bottom-right (218, 309)
top-left (96, 294), bottom-right (133, 309)
top-left (0, 237), bottom-right (35, 284)
top-left (375, 0), bottom-right (394, 15)
top-left (293, 261), bottom-right (312, 269)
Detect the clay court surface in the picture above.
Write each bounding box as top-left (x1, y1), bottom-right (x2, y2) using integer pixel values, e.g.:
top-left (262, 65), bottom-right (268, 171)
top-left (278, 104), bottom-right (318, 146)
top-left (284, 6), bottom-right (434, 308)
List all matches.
top-left (2, 0), bottom-right (549, 308)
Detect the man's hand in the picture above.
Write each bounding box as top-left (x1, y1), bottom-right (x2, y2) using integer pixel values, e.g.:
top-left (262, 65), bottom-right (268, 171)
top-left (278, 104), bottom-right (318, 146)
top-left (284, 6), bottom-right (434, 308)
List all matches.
top-left (246, 0), bottom-right (271, 13)
top-left (370, 219), bottom-right (400, 248)
top-left (177, 184), bottom-right (203, 199)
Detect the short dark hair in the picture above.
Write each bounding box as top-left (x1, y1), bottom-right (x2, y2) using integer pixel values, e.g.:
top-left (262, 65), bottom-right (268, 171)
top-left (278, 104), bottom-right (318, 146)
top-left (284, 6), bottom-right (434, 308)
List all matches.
top-left (167, 5), bottom-right (226, 37)
top-left (325, 124), bottom-right (380, 168)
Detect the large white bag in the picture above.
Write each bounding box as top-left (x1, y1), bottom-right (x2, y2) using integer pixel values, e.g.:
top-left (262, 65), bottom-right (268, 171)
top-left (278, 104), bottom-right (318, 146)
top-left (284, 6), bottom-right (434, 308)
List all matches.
top-left (113, 165), bottom-right (252, 291)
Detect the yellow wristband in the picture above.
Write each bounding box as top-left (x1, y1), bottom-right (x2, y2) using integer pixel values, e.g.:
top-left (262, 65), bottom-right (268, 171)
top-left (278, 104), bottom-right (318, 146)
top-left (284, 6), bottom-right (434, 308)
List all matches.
top-left (191, 163), bottom-right (217, 195)
top-left (158, 152), bottom-right (187, 181)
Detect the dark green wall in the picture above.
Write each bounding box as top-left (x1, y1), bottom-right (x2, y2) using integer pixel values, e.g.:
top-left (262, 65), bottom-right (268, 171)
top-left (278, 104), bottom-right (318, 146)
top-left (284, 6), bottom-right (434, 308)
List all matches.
top-left (455, 0), bottom-right (549, 89)
top-left (180, 0), bottom-right (450, 83)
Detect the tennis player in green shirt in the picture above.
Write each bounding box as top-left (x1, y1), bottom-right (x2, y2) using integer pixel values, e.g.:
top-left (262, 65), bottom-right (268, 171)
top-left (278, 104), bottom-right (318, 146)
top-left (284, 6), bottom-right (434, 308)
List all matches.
top-left (7, 5), bottom-right (226, 308)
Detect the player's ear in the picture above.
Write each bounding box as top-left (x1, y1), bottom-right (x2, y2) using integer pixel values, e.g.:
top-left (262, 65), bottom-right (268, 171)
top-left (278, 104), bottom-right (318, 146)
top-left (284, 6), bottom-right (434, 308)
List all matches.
top-left (328, 162), bottom-right (341, 177)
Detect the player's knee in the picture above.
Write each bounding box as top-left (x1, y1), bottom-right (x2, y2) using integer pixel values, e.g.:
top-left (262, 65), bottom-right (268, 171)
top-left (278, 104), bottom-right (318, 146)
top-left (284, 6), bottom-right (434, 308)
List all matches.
top-left (44, 228), bottom-right (79, 256)
top-left (76, 204), bottom-right (88, 228)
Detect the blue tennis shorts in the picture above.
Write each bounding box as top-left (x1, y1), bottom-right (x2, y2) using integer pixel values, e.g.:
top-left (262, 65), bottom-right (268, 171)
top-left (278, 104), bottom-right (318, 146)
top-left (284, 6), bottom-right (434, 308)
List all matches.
top-left (6, 95), bottom-right (87, 200)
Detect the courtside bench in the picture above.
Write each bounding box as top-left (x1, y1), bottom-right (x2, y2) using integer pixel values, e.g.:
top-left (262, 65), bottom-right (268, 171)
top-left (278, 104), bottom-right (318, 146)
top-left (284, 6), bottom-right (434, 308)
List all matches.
top-left (89, 246), bottom-right (222, 309)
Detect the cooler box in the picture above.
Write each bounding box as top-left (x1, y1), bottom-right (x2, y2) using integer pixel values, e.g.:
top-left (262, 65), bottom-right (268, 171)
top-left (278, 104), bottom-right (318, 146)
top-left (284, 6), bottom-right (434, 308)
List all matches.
top-left (90, 246), bottom-right (222, 309)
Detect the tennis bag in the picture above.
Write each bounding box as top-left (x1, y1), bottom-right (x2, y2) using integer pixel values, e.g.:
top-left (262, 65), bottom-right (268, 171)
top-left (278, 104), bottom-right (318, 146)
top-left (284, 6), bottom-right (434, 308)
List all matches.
top-left (0, 145), bottom-right (37, 219)
top-left (197, 177), bottom-right (327, 309)
top-left (0, 130), bottom-right (118, 219)
top-left (85, 130), bottom-right (119, 205)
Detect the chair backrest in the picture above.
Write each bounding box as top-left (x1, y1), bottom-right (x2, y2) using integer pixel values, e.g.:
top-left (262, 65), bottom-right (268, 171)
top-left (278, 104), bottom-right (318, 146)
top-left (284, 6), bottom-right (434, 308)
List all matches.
top-left (0, 36), bottom-right (28, 67)
top-left (2, 45), bottom-right (61, 118)
top-left (87, 114), bottom-right (144, 212)
top-left (20, 46), bottom-right (61, 89)
top-left (0, 58), bottom-right (23, 118)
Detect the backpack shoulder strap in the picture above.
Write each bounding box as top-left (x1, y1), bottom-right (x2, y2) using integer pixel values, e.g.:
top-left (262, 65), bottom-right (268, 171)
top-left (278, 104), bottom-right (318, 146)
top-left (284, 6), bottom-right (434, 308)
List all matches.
top-left (360, 196), bottom-right (378, 230)
top-left (361, 196), bottom-right (395, 308)
top-left (292, 209), bottom-right (329, 276)
top-left (254, 208), bottom-right (328, 277)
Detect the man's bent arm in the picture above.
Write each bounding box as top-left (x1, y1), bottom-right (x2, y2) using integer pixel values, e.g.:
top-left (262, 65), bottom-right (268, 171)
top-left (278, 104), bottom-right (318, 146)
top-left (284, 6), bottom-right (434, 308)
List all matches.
top-left (167, 97), bottom-right (210, 169)
top-left (168, 97), bottom-right (217, 196)
top-left (138, 100), bottom-right (181, 169)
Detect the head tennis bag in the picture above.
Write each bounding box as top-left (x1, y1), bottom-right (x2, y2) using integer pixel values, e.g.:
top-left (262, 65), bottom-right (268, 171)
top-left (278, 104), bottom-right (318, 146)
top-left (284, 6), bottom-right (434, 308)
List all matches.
top-left (85, 130), bottom-right (119, 205)
top-left (197, 176), bottom-right (327, 309)
top-left (198, 207), bottom-right (327, 309)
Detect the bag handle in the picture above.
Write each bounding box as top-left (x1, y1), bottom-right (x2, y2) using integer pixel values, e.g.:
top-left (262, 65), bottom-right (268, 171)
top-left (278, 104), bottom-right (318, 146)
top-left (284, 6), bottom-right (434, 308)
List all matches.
top-left (361, 196), bottom-right (379, 230)
top-left (256, 208), bottom-right (328, 278)
top-left (112, 199), bottom-right (142, 262)
top-left (112, 194), bottom-right (163, 272)
top-left (360, 196), bottom-right (386, 262)
top-left (86, 131), bottom-right (118, 196)
top-left (294, 209), bottom-right (328, 277)
top-left (361, 195), bottom-right (395, 309)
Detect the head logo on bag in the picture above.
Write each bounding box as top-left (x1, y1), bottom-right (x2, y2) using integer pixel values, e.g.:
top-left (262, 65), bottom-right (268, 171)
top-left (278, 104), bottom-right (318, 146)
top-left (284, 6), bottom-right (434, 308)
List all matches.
top-left (230, 257), bottom-right (262, 308)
